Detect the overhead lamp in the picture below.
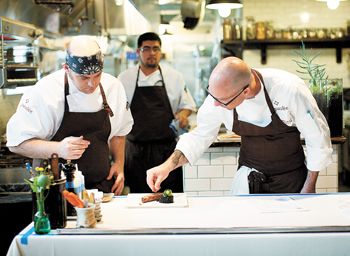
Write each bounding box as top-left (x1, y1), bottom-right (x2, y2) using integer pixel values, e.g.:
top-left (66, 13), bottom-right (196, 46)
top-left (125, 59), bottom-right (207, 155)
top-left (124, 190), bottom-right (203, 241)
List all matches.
top-left (316, 0), bottom-right (346, 10)
top-left (206, 0), bottom-right (243, 18)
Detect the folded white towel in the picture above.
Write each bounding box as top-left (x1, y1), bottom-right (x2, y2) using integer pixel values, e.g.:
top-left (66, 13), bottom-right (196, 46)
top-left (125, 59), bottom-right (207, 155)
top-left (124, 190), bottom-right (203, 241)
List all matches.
top-left (230, 166), bottom-right (260, 195)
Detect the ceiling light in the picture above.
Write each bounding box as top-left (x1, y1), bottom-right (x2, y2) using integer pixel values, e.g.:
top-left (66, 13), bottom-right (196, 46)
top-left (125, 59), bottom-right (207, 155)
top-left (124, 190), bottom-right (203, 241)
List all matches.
top-left (316, 0), bottom-right (346, 10)
top-left (206, 0), bottom-right (243, 10)
top-left (206, 0), bottom-right (243, 18)
top-left (218, 8), bottom-right (231, 18)
top-left (327, 0), bottom-right (340, 9)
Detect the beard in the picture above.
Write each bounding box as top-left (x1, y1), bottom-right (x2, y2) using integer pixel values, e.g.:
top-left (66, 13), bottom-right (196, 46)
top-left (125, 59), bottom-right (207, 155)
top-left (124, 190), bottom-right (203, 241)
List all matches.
top-left (140, 58), bottom-right (159, 69)
top-left (145, 63), bottom-right (158, 68)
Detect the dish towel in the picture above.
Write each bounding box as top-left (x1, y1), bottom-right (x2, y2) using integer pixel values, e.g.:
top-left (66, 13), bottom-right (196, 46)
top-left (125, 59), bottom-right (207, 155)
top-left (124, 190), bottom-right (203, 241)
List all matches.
top-left (230, 166), bottom-right (260, 195)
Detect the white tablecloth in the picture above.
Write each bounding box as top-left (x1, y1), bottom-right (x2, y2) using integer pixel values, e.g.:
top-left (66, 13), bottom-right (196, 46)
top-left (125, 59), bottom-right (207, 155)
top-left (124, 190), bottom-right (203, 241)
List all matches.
top-left (7, 193), bottom-right (350, 256)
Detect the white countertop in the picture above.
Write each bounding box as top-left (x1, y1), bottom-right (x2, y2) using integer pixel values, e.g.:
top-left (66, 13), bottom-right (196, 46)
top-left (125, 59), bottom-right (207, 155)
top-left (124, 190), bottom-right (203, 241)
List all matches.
top-left (7, 193), bottom-right (350, 256)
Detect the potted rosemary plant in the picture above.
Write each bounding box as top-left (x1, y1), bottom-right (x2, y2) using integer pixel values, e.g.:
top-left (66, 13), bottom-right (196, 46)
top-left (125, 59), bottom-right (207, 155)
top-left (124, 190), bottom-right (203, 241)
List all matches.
top-left (293, 42), bottom-right (343, 137)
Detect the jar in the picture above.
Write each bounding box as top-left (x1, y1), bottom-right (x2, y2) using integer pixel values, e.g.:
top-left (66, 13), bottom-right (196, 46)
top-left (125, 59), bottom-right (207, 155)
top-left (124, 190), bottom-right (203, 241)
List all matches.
top-left (265, 21), bottom-right (274, 39)
top-left (223, 19), bottom-right (233, 41)
top-left (308, 29), bottom-right (317, 39)
top-left (301, 29), bottom-right (308, 39)
top-left (245, 16), bottom-right (255, 40)
top-left (255, 22), bottom-right (266, 40)
top-left (335, 28), bottom-right (344, 38)
top-left (282, 28), bottom-right (292, 40)
top-left (232, 19), bottom-right (242, 40)
top-left (292, 29), bottom-right (300, 40)
top-left (274, 29), bottom-right (282, 39)
top-left (317, 28), bottom-right (326, 39)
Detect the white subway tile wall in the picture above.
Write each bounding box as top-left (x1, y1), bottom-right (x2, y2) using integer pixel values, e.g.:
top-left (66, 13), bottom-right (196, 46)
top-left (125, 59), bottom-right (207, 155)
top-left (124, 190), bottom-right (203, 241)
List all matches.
top-left (184, 145), bottom-right (339, 195)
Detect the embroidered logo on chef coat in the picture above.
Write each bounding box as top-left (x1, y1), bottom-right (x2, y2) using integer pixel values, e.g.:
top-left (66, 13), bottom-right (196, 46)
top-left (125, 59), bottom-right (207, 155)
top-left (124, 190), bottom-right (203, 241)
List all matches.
top-left (275, 106), bottom-right (288, 111)
top-left (20, 98), bottom-right (33, 113)
top-left (273, 99), bottom-right (288, 112)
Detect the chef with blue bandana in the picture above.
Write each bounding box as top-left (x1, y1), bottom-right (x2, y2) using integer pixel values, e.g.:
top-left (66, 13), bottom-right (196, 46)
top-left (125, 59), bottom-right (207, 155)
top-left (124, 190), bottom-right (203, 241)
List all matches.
top-left (6, 35), bottom-right (133, 194)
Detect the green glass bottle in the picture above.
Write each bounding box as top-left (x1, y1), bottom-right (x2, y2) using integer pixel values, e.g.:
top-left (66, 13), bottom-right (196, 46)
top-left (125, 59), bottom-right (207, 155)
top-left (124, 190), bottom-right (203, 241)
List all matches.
top-left (34, 193), bottom-right (51, 234)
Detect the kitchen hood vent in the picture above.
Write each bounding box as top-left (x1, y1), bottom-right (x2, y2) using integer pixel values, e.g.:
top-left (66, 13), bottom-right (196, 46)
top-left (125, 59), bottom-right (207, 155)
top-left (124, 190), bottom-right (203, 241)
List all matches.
top-left (33, 0), bottom-right (75, 14)
top-left (181, 0), bottom-right (205, 30)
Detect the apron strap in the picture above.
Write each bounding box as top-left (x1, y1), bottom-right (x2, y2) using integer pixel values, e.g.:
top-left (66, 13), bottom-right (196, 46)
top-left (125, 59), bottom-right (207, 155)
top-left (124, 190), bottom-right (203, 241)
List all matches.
top-left (252, 69), bottom-right (276, 115)
top-left (64, 73), bottom-right (70, 113)
top-left (99, 83), bottom-right (114, 117)
top-left (63, 72), bottom-right (114, 117)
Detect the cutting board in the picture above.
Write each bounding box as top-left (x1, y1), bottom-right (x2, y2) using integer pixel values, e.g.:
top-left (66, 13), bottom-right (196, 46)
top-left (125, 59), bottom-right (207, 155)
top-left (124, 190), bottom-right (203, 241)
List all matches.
top-left (126, 193), bottom-right (189, 208)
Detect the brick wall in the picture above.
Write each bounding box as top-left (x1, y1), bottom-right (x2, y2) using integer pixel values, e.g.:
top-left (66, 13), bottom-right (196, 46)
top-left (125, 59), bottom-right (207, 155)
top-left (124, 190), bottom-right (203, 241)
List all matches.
top-left (184, 144), bottom-right (339, 195)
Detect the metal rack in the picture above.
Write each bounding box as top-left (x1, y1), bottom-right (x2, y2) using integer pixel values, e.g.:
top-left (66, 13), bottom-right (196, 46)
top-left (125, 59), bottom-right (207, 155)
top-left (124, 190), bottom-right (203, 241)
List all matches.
top-left (0, 17), bottom-right (42, 88)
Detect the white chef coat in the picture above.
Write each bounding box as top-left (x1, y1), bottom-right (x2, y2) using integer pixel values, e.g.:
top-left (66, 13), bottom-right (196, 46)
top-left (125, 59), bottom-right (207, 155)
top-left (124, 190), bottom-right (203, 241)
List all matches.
top-left (6, 69), bottom-right (133, 147)
top-left (118, 64), bottom-right (196, 114)
top-left (177, 68), bottom-right (333, 172)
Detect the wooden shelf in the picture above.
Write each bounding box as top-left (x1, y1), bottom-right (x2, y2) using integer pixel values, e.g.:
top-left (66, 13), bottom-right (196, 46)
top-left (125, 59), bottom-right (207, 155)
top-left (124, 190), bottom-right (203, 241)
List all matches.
top-left (221, 37), bottom-right (350, 64)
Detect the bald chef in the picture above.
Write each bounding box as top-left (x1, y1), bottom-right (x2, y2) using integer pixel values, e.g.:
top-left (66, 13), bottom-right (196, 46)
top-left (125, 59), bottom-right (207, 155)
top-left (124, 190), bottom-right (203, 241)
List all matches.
top-left (146, 57), bottom-right (333, 194)
top-left (6, 35), bottom-right (133, 195)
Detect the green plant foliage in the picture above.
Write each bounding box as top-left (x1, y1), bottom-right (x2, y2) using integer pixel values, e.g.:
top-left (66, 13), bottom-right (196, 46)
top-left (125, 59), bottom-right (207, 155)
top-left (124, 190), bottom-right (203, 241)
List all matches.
top-left (293, 42), bottom-right (342, 103)
top-left (293, 42), bottom-right (328, 90)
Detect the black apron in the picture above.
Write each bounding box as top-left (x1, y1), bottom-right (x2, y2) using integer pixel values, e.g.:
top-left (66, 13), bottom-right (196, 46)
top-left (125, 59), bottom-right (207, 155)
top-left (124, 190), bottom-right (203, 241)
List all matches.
top-left (125, 66), bottom-right (183, 193)
top-left (232, 69), bottom-right (307, 193)
top-left (51, 73), bottom-right (114, 193)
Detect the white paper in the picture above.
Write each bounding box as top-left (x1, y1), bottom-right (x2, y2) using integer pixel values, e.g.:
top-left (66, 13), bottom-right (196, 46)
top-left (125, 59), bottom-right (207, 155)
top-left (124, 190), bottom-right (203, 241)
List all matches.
top-left (252, 197), bottom-right (307, 213)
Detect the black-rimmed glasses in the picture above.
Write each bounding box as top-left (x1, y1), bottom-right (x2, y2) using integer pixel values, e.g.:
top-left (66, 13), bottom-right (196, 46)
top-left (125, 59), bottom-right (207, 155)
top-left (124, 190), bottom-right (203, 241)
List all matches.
top-left (206, 84), bottom-right (249, 106)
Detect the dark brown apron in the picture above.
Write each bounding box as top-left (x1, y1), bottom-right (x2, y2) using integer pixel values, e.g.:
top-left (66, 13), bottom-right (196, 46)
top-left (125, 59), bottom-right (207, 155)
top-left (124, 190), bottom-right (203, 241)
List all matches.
top-left (51, 73), bottom-right (114, 192)
top-left (232, 69), bottom-right (307, 193)
top-left (125, 67), bottom-right (183, 193)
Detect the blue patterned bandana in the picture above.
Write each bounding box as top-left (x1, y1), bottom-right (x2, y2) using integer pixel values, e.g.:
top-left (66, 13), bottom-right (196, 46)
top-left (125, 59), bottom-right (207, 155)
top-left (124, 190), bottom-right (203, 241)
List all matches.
top-left (65, 51), bottom-right (103, 75)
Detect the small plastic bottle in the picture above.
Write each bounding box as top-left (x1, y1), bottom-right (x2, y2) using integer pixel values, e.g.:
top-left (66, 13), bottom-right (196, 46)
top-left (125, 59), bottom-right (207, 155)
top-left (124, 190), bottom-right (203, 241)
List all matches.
top-left (62, 160), bottom-right (77, 216)
top-left (74, 164), bottom-right (85, 199)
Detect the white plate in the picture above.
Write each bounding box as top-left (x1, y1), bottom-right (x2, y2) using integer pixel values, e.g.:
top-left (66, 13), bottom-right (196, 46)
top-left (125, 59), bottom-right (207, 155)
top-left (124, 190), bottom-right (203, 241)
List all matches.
top-left (126, 193), bottom-right (189, 208)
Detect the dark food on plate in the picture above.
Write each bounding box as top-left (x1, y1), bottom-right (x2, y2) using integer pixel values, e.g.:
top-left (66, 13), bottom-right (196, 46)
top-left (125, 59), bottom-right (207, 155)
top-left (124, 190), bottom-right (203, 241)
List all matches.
top-left (141, 189), bottom-right (175, 204)
top-left (141, 192), bottom-right (162, 203)
top-left (159, 189), bottom-right (174, 204)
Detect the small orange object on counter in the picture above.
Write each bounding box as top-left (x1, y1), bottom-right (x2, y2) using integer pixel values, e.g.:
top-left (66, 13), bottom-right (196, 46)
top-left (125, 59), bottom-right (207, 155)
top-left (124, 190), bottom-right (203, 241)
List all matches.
top-left (62, 190), bottom-right (84, 208)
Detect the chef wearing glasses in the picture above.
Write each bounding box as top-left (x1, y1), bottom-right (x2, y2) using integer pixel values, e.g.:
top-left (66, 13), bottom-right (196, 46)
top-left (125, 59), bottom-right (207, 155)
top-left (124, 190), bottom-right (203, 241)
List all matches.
top-left (118, 32), bottom-right (196, 193)
top-left (146, 57), bottom-right (332, 195)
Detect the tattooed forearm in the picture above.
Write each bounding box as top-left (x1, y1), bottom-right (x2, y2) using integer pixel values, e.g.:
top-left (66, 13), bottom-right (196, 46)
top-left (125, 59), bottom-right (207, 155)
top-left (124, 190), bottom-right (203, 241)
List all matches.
top-left (171, 150), bottom-right (183, 166)
top-left (170, 150), bottom-right (188, 168)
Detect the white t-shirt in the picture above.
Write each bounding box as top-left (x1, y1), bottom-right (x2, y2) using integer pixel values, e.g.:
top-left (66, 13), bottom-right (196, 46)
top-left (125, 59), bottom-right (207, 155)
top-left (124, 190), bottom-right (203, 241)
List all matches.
top-left (118, 64), bottom-right (196, 114)
top-left (176, 68), bottom-right (333, 172)
top-left (6, 69), bottom-right (133, 146)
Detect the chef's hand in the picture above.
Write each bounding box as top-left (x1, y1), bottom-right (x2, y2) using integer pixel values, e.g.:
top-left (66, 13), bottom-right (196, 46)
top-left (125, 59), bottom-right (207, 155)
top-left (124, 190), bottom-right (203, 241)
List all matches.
top-left (58, 136), bottom-right (90, 160)
top-left (146, 164), bottom-right (171, 192)
top-left (300, 170), bottom-right (318, 193)
top-left (175, 113), bottom-right (189, 129)
top-left (107, 163), bottom-right (124, 195)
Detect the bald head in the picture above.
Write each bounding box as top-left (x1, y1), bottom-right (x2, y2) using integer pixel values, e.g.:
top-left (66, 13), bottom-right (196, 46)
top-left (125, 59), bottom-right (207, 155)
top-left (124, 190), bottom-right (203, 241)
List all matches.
top-left (209, 57), bottom-right (251, 91)
top-left (67, 35), bottom-right (100, 57)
